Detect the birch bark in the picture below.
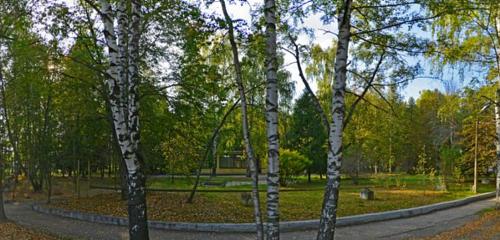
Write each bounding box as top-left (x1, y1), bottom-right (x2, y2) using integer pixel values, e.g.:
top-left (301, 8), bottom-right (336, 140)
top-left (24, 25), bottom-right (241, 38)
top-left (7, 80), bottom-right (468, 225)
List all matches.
top-left (495, 91), bottom-right (500, 205)
top-left (0, 66), bottom-right (7, 222)
top-left (98, 0), bottom-right (148, 239)
top-left (495, 15), bottom-right (500, 207)
top-left (220, 0), bottom-right (264, 238)
top-left (264, 0), bottom-right (280, 238)
top-left (317, 0), bottom-right (352, 239)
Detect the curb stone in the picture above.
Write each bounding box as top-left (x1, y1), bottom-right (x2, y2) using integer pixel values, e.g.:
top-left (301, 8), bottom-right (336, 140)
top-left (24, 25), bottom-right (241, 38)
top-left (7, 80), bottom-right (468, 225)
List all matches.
top-left (31, 191), bottom-right (495, 233)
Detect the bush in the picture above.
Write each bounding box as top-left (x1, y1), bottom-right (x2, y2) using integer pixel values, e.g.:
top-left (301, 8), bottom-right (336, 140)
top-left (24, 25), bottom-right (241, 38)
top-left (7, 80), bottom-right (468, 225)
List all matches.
top-left (280, 149), bottom-right (312, 185)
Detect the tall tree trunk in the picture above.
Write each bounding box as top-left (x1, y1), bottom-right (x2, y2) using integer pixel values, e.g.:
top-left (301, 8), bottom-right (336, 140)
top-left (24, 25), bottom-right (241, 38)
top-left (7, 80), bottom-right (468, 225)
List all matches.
top-left (126, 159), bottom-right (148, 240)
top-left (219, 2), bottom-right (264, 238)
top-left (42, 88), bottom-right (53, 203)
top-left (0, 69), bottom-right (21, 200)
top-left (72, 126), bottom-right (78, 197)
top-left (264, 0), bottom-right (280, 238)
top-left (211, 132), bottom-right (218, 177)
top-left (120, 157), bottom-right (128, 200)
top-left (103, 84), bottom-right (128, 200)
top-left (187, 99), bottom-right (240, 203)
top-left (494, 15), bottom-right (500, 208)
top-left (495, 91), bottom-right (500, 205)
top-left (317, 1), bottom-right (352, 239)
top-left (0, 146), bottom-right (7, 222)
top-left (0, 62), bottom-right (6, 216)
top-left (99, 0), bottom-right (149, 239)
top-left (77, 149), bottom-right (81, 198)
top-left (473, 117), bottom-right (479, 194)
top-left (46, 168), bottom-right (52, 204)
top-left (289, 36), bottom-right (330, 132)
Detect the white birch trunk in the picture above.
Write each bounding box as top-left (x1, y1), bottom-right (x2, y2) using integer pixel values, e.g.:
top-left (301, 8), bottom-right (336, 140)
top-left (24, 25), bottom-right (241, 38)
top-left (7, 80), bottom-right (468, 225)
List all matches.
top-left (493, 98), bottom-right (500, 203)
top-left (264, 0), bottom-right (280, 238)
top-left (98, 1), bottom-right (148, 239)
top-left (495, 15), bottom-right (500, 207)
top-left (219, 0), bottom-right (264, 238)
top-left (0, 66), bottom-right (7, 221)
top-left (317, 0), bottom-right (352, 239)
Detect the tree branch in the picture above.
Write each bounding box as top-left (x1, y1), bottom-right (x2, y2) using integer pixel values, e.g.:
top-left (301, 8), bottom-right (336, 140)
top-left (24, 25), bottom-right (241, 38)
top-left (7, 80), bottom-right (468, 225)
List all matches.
top-left (353, 1), bottom-right (421, 10)
top-left (344, 50), bottom-right (385, 128)
top-left (352, 13), bottom-right (444, 36)
top-left (287, 34), bottom-right (330, 132)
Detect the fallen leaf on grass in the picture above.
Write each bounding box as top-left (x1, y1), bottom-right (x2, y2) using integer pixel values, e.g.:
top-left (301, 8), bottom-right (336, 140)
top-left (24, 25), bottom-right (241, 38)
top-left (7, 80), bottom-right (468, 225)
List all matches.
top-left (416, 209), bottom-right (500, 240)
top-left (0, 222), bottom-right (58, 240)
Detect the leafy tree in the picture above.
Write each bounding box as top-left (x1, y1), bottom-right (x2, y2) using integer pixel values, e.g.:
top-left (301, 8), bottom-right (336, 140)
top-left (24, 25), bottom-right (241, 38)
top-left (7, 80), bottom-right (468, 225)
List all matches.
top-left (285, 91), bottom-right (327, 180)
top-left (415, 146), bottom-right (430, 175)
top-left (428, 0), bottom-right (500, 205)
top-left (458, 86), bottom-right (496, 179)
top-left (279, 149), bottom-right (311, 185)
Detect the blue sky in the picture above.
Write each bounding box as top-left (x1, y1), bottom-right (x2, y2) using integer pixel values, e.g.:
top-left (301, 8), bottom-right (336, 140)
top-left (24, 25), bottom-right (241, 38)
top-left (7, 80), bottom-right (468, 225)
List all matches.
top-left (403, 78), bottom-right (442, 100)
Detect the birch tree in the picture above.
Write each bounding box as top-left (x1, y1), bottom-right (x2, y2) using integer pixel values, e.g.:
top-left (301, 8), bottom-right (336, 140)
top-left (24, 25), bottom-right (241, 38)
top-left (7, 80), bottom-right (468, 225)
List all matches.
top-left (309, 0), bottom-right (434, 238)
top-left (0, 64), bottom-right (7, 222)
top-left (219, 0), bottom-right (264, 238)
top-left (264, 0), bottom-right (280, 238)
top-left (316, 1), bottom-right (352, 239)
top-left (93, 0), bottom-right (149, 238)
top-left (491, 7), bottom-right (500, 207)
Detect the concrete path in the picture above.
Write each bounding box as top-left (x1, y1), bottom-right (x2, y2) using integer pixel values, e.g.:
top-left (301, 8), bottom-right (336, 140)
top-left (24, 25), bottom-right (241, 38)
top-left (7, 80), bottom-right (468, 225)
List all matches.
top-left (4, 198), bottom-right (498, 240)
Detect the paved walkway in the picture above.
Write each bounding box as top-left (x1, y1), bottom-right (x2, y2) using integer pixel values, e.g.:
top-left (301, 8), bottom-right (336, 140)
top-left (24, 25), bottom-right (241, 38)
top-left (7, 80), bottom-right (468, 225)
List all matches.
top-left (4, 198), bottom-right (498, 240)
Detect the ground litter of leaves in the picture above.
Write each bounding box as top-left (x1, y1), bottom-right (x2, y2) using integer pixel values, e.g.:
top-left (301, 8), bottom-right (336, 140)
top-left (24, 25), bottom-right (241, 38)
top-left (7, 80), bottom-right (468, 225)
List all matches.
top-left (0, 222), bottom-right (58, 240)
top-left (418, 209), bottom-right (500, 240)
top-left (47, 189), bottom-right (466, 223)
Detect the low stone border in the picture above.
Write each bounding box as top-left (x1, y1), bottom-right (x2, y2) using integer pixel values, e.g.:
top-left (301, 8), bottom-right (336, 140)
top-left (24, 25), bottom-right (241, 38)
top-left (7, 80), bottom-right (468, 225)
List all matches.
top-left (32, 191), bottom-right (495, 233)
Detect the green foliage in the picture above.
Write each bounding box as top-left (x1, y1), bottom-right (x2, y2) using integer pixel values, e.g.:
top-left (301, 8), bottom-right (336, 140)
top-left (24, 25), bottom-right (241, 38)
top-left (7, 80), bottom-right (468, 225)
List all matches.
top-left (440, 146), bottom-right (461, 176)
top-left (415, 146), bottom-right (430, 175)
top-left (456, 86), bottom-right (496, 179)
top-left (285, 91), bottom-right (327, 176)
top-left (279, 149), bottom-right (312, 185)
top-left (0, 0), bottom-right (498, 200)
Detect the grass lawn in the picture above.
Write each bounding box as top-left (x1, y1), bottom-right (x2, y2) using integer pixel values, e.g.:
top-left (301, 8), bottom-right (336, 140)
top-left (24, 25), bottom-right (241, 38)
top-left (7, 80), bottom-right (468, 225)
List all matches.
top-left (46, 174), bottom-right (496, 223)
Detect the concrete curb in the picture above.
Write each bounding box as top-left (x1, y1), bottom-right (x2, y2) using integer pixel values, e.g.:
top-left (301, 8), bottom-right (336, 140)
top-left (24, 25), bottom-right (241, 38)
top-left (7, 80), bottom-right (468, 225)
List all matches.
top-left (32, 191), bottom-right (495, 233)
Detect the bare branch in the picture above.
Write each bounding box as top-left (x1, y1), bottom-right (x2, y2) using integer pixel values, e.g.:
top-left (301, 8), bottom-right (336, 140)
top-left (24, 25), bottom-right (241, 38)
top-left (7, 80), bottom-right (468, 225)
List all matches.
top-left (353, 1), bottom-right (421, 10)
top-left (287, 34), bottom-right (330, 131)
top-left (345, 90), bottom-right (388, 114)
top-left (344, 50), bottom-right (385, 128)
top-left (352, 14), bottom-right (444, 36)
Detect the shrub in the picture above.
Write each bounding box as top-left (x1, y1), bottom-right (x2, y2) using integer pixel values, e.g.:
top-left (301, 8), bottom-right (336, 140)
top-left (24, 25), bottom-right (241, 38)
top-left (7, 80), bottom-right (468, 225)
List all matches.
top-left (280, 149), bottom-right (312, 185)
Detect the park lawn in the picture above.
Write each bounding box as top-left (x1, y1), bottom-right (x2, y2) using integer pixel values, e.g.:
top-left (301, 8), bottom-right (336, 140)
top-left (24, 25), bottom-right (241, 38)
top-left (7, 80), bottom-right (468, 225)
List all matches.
top-left (145, 174), bottom-right (495, 191)
top-left (0, 222), bottom-right (59, 240)
top-left (47, 174), bottom-right (496, 223)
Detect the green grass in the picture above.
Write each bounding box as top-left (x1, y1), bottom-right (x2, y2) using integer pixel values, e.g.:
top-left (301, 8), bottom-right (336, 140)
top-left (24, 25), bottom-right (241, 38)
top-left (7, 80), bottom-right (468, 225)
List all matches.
top-left (48, 173), bottom-right (497, 223)
top-left (141, 174), bottom-right (495, 193)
